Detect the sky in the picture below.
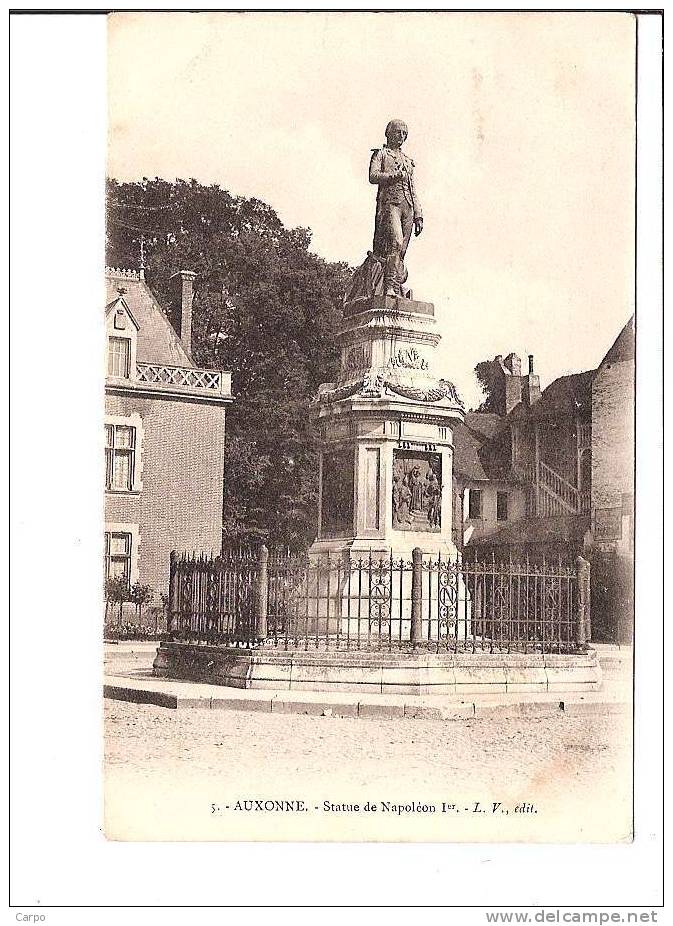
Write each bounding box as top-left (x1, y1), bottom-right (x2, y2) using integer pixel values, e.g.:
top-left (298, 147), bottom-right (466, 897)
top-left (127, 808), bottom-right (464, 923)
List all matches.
top-left (108, 11), bottom-right (636, 407)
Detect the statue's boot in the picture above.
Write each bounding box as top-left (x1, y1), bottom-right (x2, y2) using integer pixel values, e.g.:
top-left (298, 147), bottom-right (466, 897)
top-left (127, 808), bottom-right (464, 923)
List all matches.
top-left (384, 256), bottom-right (399, 297)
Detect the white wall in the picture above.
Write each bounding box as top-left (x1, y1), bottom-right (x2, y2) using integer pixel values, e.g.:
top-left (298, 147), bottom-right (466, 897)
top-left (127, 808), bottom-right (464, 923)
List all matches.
top-left (462, 482), bottom-right (526, 543)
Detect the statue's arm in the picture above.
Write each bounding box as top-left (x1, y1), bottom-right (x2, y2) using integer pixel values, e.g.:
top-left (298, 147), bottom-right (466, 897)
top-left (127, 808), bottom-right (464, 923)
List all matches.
top-left (409, 163), bottom-right (423, 219)
top-left (369, 149), bottom-right (397, 186)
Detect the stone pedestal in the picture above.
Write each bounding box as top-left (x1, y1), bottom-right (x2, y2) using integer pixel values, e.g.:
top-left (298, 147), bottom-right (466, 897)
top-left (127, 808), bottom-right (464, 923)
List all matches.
top-left (310, 294), bottom-right (465, 560)
top-left (153, 643), bottom-right (603, 695)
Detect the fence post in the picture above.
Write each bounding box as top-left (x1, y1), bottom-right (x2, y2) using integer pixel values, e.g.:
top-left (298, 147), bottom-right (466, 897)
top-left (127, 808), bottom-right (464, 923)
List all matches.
top-left (575, 555), bottom-right (590, 646)
top-left (256, 544), bottom-right (269, 643)
top-left (167, 551), bottom-right (177, 637)
top-left (583, 555), bottom-right (592, 642)
top-left (410, 547), bottom-right (423, 648)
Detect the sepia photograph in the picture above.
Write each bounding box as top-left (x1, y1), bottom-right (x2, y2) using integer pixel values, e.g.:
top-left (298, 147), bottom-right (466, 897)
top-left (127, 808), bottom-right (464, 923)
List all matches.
top-left (9, 10), bottom-right (663, 911)
top-left (100, 11), bottom-right (639, 845)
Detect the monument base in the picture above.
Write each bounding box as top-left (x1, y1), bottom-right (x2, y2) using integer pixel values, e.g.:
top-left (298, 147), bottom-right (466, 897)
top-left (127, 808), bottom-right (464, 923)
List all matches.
top-left (308, 534), bottom-right (458, 561)
top-left (153, 642), bottom-right (602, 695)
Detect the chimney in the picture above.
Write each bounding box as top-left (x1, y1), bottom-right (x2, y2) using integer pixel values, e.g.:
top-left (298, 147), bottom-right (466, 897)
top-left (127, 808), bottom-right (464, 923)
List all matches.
top-left (178, 270), bottom-right (196, 354)
top-left (504, 375), bottom-right (523, 414)
top-left (523, 355), bottom-right (541, 406)
top-left (504, 352), bottom-right (521, 375)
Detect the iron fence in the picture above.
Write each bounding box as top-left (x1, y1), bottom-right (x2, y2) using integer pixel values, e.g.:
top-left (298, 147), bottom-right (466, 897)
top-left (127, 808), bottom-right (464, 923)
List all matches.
top-left (168, 548), bottom-right (591, 654)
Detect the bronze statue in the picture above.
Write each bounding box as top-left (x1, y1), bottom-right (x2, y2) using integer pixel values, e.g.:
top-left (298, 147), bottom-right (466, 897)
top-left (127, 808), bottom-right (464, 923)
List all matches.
top-left (370, 119), bottom-right (423, 297)
top-left (344, 120), bottom-right (423, 304)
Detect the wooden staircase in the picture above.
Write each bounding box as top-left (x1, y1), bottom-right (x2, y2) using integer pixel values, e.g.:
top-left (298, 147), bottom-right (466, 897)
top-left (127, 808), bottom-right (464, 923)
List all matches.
top-left (523, 461), bottom-right (590, 517)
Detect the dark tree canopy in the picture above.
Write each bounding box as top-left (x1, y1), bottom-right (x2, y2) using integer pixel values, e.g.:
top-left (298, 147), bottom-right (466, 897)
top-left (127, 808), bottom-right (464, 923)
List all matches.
top-left (106, 177), bottom-right (350, 549)
top-left (473, 359), bottom-right (505, 413)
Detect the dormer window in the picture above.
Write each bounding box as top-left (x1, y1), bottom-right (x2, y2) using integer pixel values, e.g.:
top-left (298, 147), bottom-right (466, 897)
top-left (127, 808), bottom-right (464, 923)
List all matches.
top-left (106, 295), bottom-right (138, 379)
top-left (108, 336), bottom-right (131, 378)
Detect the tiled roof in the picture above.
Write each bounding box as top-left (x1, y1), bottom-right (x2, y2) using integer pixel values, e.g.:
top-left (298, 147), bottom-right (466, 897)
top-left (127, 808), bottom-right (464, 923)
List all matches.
top-left (463, 411), bottom-right (504, 440)
top-left (453, 413), bottom-right (511, 482)
top-left (105, 271), bottom-right (193, 367)
top-left (453, 421), bottom-right (490, 481)
top-left (469, 514), bottom-right (590, 546)
top-left (509, 370), bottom-right (594, 422)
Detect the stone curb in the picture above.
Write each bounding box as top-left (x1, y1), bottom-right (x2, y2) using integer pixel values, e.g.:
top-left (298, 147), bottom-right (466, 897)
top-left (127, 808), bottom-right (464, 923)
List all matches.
top-left (103, 684), bottom-right (629, 721)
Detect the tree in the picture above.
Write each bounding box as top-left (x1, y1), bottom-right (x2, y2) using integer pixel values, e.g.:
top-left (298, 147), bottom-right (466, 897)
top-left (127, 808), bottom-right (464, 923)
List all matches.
top-left (106, 178), bottom-right (351, 549)
top-left (104, 575), bottom-right (131, 626)
top-left (473, 359), bottom-right (505, 413)
top-left (129, 582), bottom-right (154, 622)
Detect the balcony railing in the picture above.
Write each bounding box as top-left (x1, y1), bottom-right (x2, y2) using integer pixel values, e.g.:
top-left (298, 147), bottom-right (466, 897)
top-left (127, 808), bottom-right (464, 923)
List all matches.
top-left (135, 362), bottom-right (231, 396)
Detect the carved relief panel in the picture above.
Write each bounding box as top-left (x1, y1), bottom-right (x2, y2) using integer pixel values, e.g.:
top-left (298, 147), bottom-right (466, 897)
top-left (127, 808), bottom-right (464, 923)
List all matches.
top-left (392, 450), bottom-right (442, 533)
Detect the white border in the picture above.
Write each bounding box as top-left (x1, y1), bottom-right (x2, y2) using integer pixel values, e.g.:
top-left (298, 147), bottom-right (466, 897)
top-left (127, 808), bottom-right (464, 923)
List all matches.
top-left (8, 9), bottom-right (663, 917)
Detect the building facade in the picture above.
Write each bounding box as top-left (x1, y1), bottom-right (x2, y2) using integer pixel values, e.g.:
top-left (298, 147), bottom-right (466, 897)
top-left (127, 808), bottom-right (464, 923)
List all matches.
top-left (452, 319), bottom-right (634, 640)
top-left (451, 411), bottom-right (527, 550)
top-left (104, 267), bottom-right (232, 598)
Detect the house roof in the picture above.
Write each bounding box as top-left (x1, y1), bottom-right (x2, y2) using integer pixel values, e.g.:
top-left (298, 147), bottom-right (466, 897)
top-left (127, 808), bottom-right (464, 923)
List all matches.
top-left (600, 315), bottom-right (635, 366)
top-left (453, 421), bottom-right (491, 481)
top-left (463, 411), bottom-right (504, 440)
top-left (453, 413), bottom-right (511, 482)
top-left (105, 271), bottom-right (194, 367)
top-left (509, 369), bottom-right (595, 422)
top-left (469, 514), bottom-right (590, 546)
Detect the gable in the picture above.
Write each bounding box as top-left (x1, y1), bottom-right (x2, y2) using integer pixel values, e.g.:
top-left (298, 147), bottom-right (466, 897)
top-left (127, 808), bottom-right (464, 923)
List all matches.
top-left (105, 273), bottom-right (194, 367)
top-left (105, 296), bottom-right (139, 333)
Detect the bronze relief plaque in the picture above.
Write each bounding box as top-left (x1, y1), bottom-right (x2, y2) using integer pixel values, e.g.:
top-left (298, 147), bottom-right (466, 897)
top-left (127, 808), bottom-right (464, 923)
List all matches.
top-left (392, 450), bottom-right (442, 532)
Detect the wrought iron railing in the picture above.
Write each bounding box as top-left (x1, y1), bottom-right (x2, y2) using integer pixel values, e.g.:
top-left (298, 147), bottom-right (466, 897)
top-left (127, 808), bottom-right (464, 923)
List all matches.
top-left (135, 362), bottom-right (229, 394)
top-left (168, 549), bottom-right (591, 654)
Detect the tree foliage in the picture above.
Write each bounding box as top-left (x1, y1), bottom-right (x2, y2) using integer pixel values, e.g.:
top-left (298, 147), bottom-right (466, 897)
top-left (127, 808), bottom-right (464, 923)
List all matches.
top-left (106, 178), bottom-right (350, 550)
top-left (473, 359), bottom-right (505, 413)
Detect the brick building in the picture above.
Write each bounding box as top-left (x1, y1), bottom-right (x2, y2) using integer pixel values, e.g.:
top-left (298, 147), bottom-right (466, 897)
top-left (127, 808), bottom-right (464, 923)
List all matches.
top-left (104, 267), bottom-right (232, 599)
top-left (452, 318), bottom-right (634, 640)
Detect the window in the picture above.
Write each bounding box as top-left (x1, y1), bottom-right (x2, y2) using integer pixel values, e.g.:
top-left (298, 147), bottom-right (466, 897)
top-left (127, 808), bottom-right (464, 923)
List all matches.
top-left (497, 491), bottom-right (509, 521)
top-left (511, 426), bottom-right (518, 465)
top-left (468, 488), bottom-right (483, 520)
top-left (105, 424), bottom-right (136, 491)
top-left (104, 531), bottom-right (132, 583)
top-left (108, 336), bottom-right (131, 378)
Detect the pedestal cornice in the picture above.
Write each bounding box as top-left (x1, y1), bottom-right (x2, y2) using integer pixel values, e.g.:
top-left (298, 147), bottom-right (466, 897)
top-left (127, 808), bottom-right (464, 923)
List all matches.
top-left (342, 294), bottom-right (435, 319)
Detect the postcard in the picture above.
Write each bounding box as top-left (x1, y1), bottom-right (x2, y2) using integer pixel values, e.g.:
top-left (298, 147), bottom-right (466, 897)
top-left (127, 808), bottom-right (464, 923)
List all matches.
top-left (103, 10), bottom-right (637, 845)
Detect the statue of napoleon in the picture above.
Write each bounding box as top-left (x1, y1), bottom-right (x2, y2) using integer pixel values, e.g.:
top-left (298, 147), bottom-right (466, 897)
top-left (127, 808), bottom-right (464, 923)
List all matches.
top-left (345, 119), bottom-right (423, 304)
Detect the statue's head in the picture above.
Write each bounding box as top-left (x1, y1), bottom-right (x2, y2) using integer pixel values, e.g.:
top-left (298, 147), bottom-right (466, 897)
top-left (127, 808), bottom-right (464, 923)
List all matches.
top-left (385, 119), bottom-right (408, 147)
